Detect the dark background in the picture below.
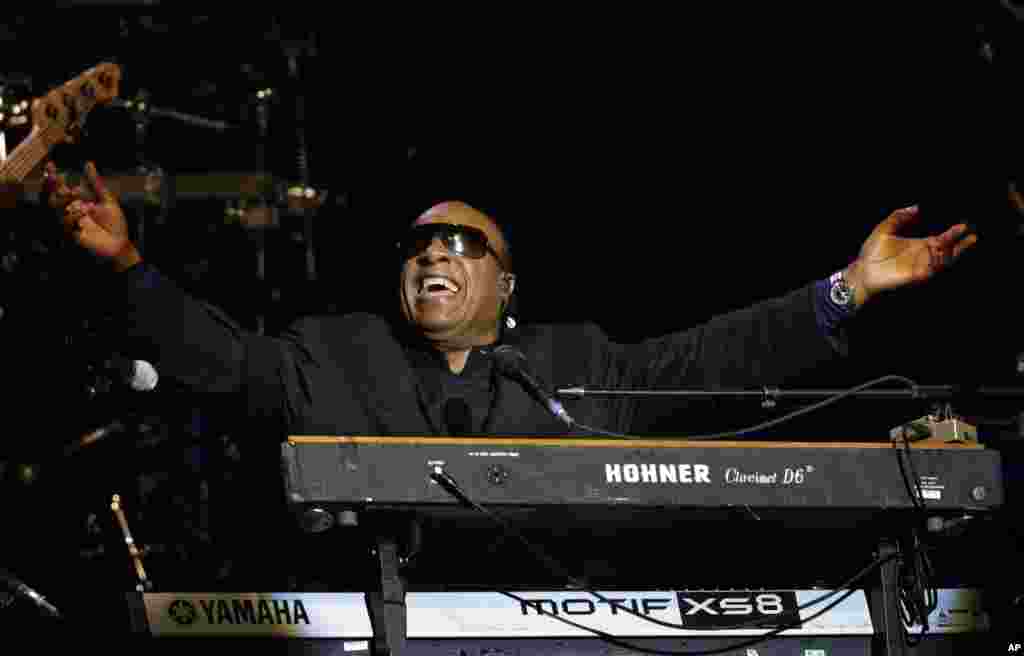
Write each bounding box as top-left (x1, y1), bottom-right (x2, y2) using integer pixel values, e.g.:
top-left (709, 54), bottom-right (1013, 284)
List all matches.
top-left (2, 5), bottom-right (1024, 639)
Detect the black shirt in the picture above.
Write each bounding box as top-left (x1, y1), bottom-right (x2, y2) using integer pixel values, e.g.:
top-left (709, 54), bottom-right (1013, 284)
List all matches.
top-left (405, 345), bottom-right (499, 436)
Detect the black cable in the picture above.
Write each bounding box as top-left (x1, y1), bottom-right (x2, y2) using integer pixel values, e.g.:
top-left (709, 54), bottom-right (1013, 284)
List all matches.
top-left (894, 428), bottom-right (925, 513)
top-left (569, 419), bottom-right (630, 439)
top-left (497, 586), bottom-right (868, 656)
top-left (898, 532), bottom-right (937, 648)
top-left (430, 467), bottom-right (896, 655)
top-left (891, 429), bottom-right (940, 647)
top-left (716, 552), bottom-right (901, 630)
top-left (452, 549), bottom-right (897, 631)
top-left (567, 374), bottom-right (920, 440)
top-left (510, 549), bottom-right (897, 634)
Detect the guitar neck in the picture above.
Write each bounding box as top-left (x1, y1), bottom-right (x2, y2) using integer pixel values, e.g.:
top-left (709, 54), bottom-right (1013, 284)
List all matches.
top-left (0, 126), bottom-right (62, 183)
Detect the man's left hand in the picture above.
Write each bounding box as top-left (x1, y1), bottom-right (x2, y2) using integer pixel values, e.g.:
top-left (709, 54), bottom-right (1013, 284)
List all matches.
top-left (845, 205), bottom-right (977, 308)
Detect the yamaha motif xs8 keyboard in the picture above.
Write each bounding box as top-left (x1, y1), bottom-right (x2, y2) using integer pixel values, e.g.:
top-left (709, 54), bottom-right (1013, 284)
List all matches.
top-left (281, 437), bottom-right (1002, 525)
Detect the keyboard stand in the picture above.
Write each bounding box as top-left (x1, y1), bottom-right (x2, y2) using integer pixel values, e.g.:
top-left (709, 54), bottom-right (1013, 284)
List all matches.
top-left (869, 538), bottom-right (907, 656)
top-left (366, 537), bottom-right (406, 656)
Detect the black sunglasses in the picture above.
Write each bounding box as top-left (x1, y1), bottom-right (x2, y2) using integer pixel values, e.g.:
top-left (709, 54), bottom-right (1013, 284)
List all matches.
top-left (397, 223), bottom-right (507, 269)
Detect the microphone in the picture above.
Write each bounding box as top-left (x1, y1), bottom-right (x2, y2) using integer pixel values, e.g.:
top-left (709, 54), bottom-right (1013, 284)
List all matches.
top-left (0, 570), bottom-right (61, 619)
top-left (490, 345), bottom-right (574, 427)
top-left (88, 355), bottom-right (158, 397)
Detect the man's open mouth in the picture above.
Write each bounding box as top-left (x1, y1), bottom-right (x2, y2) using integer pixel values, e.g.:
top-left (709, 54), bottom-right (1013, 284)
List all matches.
top-left (417, 275), bottom-right (461, 298)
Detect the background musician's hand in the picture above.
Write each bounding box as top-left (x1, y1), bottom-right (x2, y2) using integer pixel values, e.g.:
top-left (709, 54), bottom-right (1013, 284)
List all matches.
top-left (844, 205), bottom-right (977, 308)
top-left (48, 161), bottom-right (142, 271)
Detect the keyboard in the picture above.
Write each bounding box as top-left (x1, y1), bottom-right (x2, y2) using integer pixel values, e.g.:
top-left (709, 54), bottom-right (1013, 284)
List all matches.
top-left (281, 436), bottom-right (1003, 522)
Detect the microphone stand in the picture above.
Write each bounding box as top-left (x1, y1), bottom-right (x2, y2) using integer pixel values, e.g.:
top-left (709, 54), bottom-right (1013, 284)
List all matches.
top-left (558, 382), bottom-right (1024, 441)
top-left (111, 97), bottom-right (236, 133)
top-left (557, 384), bottom-right (1024, 407)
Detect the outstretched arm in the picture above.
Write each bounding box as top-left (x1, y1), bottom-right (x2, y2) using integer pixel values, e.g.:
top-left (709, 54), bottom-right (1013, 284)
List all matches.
top-left (608, 205), bottom-right (979, 393)
top-left (47, 161), bottom-right (310, 436)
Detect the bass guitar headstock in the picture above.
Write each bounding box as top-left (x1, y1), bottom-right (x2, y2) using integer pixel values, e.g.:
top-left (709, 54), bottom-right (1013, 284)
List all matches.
top-left (30, 62), bottom-right (121, 147)
top-left (0, 62), bottom-right (121, 184)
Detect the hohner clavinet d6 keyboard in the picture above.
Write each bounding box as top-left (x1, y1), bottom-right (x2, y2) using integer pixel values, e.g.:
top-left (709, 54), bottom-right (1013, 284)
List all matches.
top-left (281, 436), bottom-right (1002, 523)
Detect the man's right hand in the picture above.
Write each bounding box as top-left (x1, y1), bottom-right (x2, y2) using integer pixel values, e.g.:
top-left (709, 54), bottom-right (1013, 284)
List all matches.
top-left (47, 161), bottom-right (141, 271)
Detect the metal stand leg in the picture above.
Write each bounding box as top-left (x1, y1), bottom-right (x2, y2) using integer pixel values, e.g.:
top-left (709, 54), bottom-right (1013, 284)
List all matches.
top-left (870, 539), bottom-right (906, 656)
top-left (367, 537), bottom-right (406, 656)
